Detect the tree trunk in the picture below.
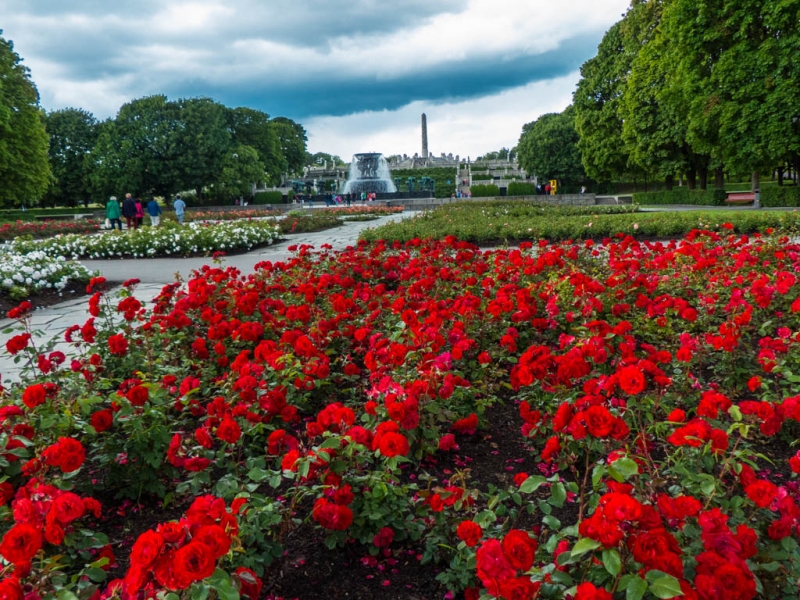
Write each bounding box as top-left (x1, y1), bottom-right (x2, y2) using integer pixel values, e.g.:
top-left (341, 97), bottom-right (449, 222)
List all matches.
top-left (778, 166), bottom-right (784, 186)
top-left (751, 171), bottom-right (760, 192)
top-left (698, 165), bottom-right (708, 190)
top-left (195, 187), bottom-right (204, 204)
top-left (665, 175), bottom-right (674, 191)
top-left (715, 167), bottom-right (725, 189)
top-left (687, 167), bottom-right (697, 190)
top-left (794, 154), bottom-right (800, 184)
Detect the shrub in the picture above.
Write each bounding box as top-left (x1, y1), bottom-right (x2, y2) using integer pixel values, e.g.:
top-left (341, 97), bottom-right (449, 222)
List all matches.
top-left (632, 189), bottom-right (726, 205)
top-left (761, 185), bottom-right (800, 207)
top-left (471, 174), bottom-right (494, 181)
top-left (470, 184), bottom-right (500, 198)
top-left (506, 182), bottom-right (537, 196)
top-left (254, 191), bottom-right (285, 205)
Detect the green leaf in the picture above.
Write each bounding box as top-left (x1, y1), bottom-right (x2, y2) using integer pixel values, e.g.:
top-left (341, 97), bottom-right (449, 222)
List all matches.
top-left (549, 482), bottom-right (567, 507)
top-left (206, 569), bottom-right (240, 600)
top-left (247, 467), bottom-right (269, 482)
top-left (85, 567), bottom-right (107, 583)
top-left (191, 583), bottom-right (210, 600)
top-left (542, 515), bottom-right (561, 530)
top-left (608, 457), bottom-right (639, 482)
top-left (647, 572), bottom-right (683, 599)
top-left (475, 510), bottom-right (497, 528)
top-left (519, 475), bottom-right (547, 494)
top-left (626, 576), bottom-right (648, 600)
top-left (570, 537), bottom-right (601, 558)
top-left (602, 548), bottom-right (622, 577)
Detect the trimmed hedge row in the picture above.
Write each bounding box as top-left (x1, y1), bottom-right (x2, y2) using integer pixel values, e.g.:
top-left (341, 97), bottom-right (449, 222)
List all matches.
top-left (253, 191), bottom-right (285, 204)
top-left (507, 182), bottom-right (538, 196)
top-left (470, 184), bottom-right (500, 197)
top-left (761, 186), bottom-right (800, 207)
top-left (631, 189), bottom-right (727, 205)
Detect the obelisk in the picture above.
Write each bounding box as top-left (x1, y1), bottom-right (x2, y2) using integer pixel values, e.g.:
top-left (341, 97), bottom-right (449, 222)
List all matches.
top-left (421, 113), bottom-right (428, 159)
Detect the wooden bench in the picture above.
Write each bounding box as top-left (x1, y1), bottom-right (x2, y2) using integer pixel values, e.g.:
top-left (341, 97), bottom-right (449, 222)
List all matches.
top-left (726, 192), bottom-right (755, 205)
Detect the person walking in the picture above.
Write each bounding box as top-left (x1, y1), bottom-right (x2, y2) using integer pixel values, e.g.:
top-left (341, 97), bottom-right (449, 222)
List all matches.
top-left (134, 197), bottom-right (145, 228)
top-left (106, 196), bottom-right (122, 231)
top-left (173, 194), bottom-right (186, 224)
top-left (122, 193), bottom-right (137, 230)
top-left (147, 196), bottom-right (162, 226)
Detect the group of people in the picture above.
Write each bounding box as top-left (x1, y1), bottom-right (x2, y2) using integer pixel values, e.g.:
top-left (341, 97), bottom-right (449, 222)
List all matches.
top-left (105, 194), bottom-right (185, 230)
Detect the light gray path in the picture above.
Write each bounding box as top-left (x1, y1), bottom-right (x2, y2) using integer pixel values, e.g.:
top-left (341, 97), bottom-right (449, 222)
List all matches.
top-left (0, 213), bottom-right (410, 385)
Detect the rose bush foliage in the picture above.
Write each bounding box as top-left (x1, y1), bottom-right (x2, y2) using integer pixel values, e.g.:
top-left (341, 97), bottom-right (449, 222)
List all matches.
top-left (2, 229), bottom-right (800, 598)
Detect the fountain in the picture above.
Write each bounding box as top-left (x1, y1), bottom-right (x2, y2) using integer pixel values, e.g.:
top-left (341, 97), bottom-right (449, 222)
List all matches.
top-left (342, 153), bottom-right (397, 195)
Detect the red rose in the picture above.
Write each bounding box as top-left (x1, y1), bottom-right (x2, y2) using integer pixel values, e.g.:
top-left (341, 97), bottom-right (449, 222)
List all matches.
top-left (744, 480), bottom-right (778, 509)
top-left (126, 385), bottom-right (149, 406)
top-left (21, 384), bottom-right (46, 409)
top-left (0, 523), bottom-right (42, 564)
top-left (129, 530), bottom-right (165, 569)
top-left (456, 521), bottom-right (483, 548)
top-left (499, 577), bottom-right (541, 600)
top-left (502, 529), bottom-right (537, 571)
top-left (5, 333), bottom-right (31, 355)
top-left (475, 539), bottom-right (516, 597)
top-left (0, 577), bottom-right (24, 600)
top-left (373, 526), bottom-right (394, 548)
top-left (312, 498), bottom-right (353, 530)
top-left (193, 525), bottom-right (231, 559)
top-left (216, 416), bottom-right (242, 444)
top-left (51, 492), bottom-right (85, 525)
top-left (575, 582), bottom-right (613, 600)
top-left (90, 409), bottom-right (113, 433)
top-left (377, 431), bottom-right (410, 458)
top-left (43, 437), bottom-right (86, 473)
top-left (541, 436), bottom-right (560, 462)
top-left (617, 365), bottom-right (646, 395)
top-left (583, 405), bottom-right (616, 438)
top-left (173, 541), bottom-right (216, 588)
top-left (107, 334), bottom-right (128, 356)
top-left (234, 567), bottom-right (263, 600)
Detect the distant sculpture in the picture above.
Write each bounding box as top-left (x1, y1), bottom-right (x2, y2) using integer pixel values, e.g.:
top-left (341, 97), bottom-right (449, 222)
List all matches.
top-left (421, 114), bottom-right (428, 160)
top-left (343, 153), bottom-right (397, 195)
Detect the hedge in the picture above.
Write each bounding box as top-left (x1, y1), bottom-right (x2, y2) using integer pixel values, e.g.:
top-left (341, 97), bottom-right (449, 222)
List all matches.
top-left (0, 207), bottom-right (99, 222)
top-left (470, 184), bottom-right (501, 197)
top-left (390, 168), bottom-right (458, 198)
top-left (471, 174), bottom-right (494, 181)
top-left (253, 191), bottom-right (285, 205)
top-left (631, 188), bottom-right (726, 206)
top-left (761, 186), bottom-right (800, 207)
top-left (507, 182), bottom-right (537, 196)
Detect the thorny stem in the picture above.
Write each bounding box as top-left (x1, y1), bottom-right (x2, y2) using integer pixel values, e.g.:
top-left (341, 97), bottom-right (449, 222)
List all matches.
top-left (578, 446), bottom-right (592, 522)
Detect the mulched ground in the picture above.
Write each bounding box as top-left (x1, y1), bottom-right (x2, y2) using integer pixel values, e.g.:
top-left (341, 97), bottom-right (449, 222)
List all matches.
top-left (0, 280), bottom-right (92, 317)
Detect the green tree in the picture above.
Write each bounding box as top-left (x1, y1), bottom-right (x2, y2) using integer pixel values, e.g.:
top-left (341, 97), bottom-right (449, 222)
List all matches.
top-left (44, 108), bottom-right (98, 206)
top-left (573, 21), bottom-right (632, 183)
top-left (517, 107), bottom-right (585, 187)
top-left (0, 32), bottom-right (50, 208)
top-left (88, 95), bottom-right (181, 198)
top-left (306, 152), bottom-right (345, 167)
top-left (270, 117), bottom-right (308, 176)
top-left (217, 144), bottom-right (265, 201)
top-left (229, 107), bottom-right (285, 185)
top-left (172, 97), bottom-right (232, 201)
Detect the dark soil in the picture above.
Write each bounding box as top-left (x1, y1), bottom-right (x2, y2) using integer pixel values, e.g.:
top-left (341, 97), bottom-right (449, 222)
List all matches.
top-left (0, 280), bottom-right (93, 316)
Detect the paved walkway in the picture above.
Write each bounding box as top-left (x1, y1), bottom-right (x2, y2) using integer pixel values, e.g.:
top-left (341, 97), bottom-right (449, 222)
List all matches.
top-left (0, 213), bottom-right (410, 385)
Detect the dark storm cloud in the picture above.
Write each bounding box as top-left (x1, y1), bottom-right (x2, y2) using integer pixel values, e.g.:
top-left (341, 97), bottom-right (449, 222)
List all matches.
top-left (167, 34), bottom-right (600, 119)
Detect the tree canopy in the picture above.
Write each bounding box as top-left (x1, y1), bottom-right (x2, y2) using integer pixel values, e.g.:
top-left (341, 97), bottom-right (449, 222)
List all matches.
top-left (517, 107), bottom-right (585, 187)
top-left (44, 108), bottom-right (98, 206)
top-left (270, 117), bottom-right (308, 176)
top-left (0, 32), bottom-right (50, 208)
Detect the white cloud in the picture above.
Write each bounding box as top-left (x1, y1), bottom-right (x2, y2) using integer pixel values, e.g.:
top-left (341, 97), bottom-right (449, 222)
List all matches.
top-left (306, 72), bottom-right (580, 159)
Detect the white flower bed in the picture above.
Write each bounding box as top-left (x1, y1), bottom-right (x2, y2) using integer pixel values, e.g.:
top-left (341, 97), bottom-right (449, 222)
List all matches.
top-left (0, 248), bottom-right (93, 295)
top-left (5, 221), bottom-right (281, 260)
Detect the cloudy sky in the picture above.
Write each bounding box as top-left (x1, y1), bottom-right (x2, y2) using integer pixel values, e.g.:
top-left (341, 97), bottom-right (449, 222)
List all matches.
top-left (3, 0), bottom-right (628, 160)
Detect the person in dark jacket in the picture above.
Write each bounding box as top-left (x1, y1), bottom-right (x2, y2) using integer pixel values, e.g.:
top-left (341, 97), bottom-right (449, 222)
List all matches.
top-left (122, 193), bottom-right (138, 230)
top-left (146, 196), bottom-right (162, 227)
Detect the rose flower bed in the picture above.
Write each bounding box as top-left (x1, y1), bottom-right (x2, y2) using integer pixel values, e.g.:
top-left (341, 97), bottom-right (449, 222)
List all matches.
top-left (4, 230), bottom-right (800, 599)
top-left (361, 200), bottom-right (800, 244)
top-left (0, 248), bottom-right (93, 300)
top-left (0, 220), bottom-right (99, 242)
top-left (4, 221), bottom-right (280, 260)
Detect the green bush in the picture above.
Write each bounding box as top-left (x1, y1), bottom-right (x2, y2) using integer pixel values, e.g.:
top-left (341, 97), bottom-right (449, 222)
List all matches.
top-left (761, 186), bottom-right (800, 207)
top-left (632, 189), bottom-right (726, 206)
top-left (507, 182), bottom-right (537, 196)
top-left (0, 207), bottom-right (99, 222)
top-left (470, 184), bottom-right (500, 197)
top-left (390, 167), bottom-right (457, 198)
top-left (254, 191), bottom-right (285, 205)
top-left (471, 174), bottom-right (494, 181)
